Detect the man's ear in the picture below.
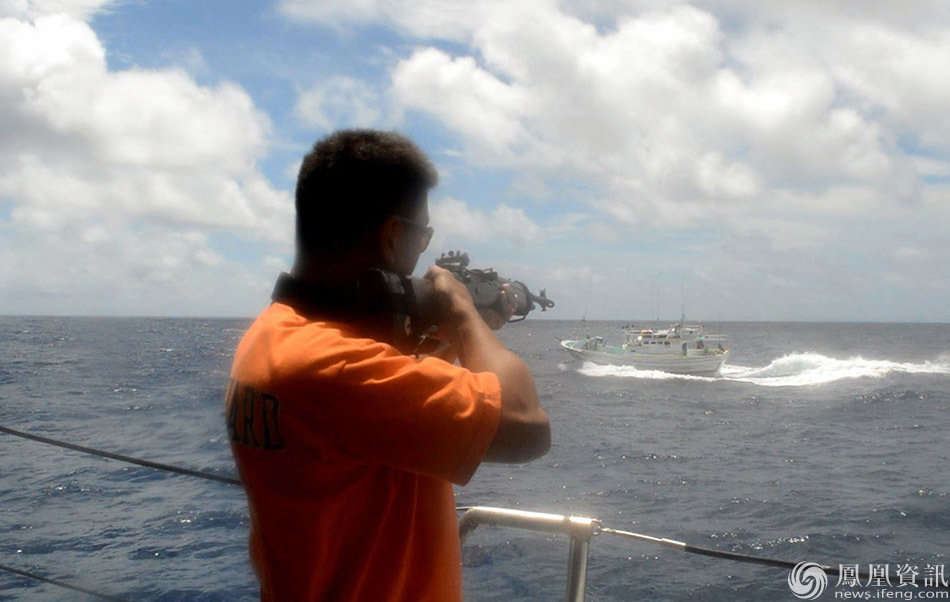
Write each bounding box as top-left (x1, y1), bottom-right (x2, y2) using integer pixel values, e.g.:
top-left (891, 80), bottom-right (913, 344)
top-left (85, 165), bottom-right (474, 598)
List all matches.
top-left (378, 216), bottom-right (400, 266)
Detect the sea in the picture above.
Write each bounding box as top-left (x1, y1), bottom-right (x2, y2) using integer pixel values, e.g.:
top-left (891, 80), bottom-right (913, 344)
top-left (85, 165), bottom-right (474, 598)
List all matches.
top-left (1, 316), bottom-right (948, 601)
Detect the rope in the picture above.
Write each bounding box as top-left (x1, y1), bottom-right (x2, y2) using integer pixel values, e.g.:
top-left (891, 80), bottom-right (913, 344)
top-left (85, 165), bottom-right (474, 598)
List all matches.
top-left (0, 562), bottom-right (128, 601)
top-left (0, 425), bottom-right (241, 486)
top-left (601, 526), bottom-right (818, 570)
top-left (0, 424), bottom-right (240, 600)
top-left (4, 424), bottom-right (948, 594)
top-left (599, 527), bottom-right (950, 588)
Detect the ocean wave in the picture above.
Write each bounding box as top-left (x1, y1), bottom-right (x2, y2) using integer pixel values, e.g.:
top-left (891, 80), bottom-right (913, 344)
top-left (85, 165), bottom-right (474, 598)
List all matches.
top-left (570, 362), bottom-right (716, 382)
top-left (724, 353), bottom-right (950, 387)
top-left (569, 353), bottom-right (950, 387)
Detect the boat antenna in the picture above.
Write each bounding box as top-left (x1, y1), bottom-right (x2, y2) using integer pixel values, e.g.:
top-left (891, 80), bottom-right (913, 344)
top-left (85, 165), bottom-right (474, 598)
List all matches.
top-left (653, 282), bottom-right (658, 325)
top-left (680, 278), bottom-right (686, 324)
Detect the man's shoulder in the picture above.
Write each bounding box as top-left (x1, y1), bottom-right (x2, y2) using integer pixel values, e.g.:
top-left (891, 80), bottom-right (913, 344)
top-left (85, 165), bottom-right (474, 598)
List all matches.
top-left (241, 303), bottom-right (485, 389)
top-left (248, 303), bottom-right (405, 366)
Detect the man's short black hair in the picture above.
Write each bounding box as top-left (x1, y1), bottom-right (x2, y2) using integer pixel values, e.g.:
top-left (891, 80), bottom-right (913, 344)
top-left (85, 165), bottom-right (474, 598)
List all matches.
top-left (295, 129), bottom-right (438, 256)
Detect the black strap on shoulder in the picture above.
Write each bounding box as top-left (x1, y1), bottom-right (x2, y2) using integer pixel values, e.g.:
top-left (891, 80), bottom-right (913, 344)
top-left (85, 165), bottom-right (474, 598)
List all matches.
top-left (271, 272), bottom-right (356, 322)
top-left (270, 271), bottom-right (424, 352)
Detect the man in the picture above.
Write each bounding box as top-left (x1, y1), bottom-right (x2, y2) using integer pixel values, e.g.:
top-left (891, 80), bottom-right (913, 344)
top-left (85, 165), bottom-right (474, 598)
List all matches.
top-left (226, 129), bottom-right (550, 601)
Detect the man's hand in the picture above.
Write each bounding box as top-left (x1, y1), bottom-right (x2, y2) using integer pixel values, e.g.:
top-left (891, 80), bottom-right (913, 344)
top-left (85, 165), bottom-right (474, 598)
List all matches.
top-left (424, 266), bottom-right (549, 464)
top-left (479, 282), bottom-right (517, 330)
top-left (425, 266), bottom-right (517, 332)
top-left (424, 265), bottom-right (479, 338)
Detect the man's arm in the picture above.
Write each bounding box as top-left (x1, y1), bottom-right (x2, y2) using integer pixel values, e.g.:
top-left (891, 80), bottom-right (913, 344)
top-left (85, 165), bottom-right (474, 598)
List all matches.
top-left (426, 266), bottom-right (550, 463)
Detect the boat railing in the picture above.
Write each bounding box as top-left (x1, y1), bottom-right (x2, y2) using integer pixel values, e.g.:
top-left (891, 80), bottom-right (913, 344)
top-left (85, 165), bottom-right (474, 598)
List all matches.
top-left (458, 506), bottom-right (599, 602)
top-left (5, 426), bottom-right (949, 601)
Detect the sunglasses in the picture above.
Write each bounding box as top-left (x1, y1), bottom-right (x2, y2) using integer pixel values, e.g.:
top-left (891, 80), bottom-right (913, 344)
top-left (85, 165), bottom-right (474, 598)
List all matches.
top-left (394, 215), bottom-right (434, 251)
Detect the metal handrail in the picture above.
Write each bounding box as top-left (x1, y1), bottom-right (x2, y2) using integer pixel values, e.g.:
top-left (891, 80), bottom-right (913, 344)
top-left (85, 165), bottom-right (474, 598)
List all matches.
top-left (458, 506), bottom-right (600, 602)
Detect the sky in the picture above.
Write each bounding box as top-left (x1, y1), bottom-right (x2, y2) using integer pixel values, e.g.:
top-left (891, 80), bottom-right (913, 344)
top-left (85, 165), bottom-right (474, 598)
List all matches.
top-left (1, 0), bottom-right (949, 322)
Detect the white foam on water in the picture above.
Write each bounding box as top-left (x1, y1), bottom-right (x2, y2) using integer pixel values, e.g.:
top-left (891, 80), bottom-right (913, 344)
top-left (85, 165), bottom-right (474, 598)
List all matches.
top-left (567, 353), bottom-right (950, 387)
top-left (722, 353), bottom-right (950, 387)
top-left (571, 362), bottom-right (717, 382)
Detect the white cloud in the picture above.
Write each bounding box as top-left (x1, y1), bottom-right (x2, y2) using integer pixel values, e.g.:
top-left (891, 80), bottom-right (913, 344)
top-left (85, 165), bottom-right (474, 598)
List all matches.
top-left (391, 47), bottom-right (530, 165)
top-left (376, 4), bottom-right (772, 221)
top-left (429, 196), bottom-right (543, 248)
top-left (696, 152), bottom-right (759, 199)
top-left (277, 0), bottom-right (481, 41)
top-left (277, 0), bottom-right (385, 30)
top-left (895, 246), bottom-right (925, 261)
top-left (543, 263), bottom-right (605, 284)
top-left (284, 0), bottom-right (949, 230)
top-left (0, 222), bottom-right (283, 314)
top-left (832, 24), bottom-right (950, 153)
top-left (1, 15), bottom-right (286, 228)
top-left (491, 204), bottom-right (543, 246)
top-left (4, 0), bottom-right (949, 319)
top-left (0, 11), bottom-right (292, 315)
top-left (1, 0), bottom-right (112, 20)
top-left (429, 197), bottom-right (489, 241)
top-left (295, 75), bottom-right (384, 130)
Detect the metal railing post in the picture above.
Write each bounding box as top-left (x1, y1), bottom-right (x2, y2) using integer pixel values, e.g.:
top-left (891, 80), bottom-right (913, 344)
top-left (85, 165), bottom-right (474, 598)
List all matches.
top-left (458, 506), bottom-right (599, 602)
top-left (566, 531), bottom-right (591, 602)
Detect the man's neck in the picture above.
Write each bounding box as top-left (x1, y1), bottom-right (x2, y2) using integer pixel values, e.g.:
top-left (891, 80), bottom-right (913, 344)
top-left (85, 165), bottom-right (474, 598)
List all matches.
top-left (291, 253), bottom-right (396, 288)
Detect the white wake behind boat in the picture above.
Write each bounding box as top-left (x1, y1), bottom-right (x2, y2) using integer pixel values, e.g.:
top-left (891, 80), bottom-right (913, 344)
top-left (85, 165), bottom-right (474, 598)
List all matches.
top-left (560, 322), bottom-right (729, 376)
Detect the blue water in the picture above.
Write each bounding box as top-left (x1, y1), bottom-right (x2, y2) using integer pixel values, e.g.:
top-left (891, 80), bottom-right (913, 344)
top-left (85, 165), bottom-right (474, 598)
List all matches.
top-left (1, 317), bottom-right (948, 601)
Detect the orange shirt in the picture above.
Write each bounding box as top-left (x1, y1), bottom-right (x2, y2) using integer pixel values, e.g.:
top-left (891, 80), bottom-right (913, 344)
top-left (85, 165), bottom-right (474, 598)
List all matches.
top-left (227, 302), bottom-right (502, 601)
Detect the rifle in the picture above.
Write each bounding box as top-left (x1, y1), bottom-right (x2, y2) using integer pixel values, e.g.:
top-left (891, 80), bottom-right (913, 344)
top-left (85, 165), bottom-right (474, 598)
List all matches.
top-left (435, 251), bottom-right (555, 322)
top-left (271, 251), bottom-right (554, 355)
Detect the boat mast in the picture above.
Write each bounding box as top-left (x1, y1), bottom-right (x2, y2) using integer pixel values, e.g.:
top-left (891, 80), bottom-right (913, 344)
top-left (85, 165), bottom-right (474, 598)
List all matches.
top-left (680, 278), bottom-right (686, 324)
top-left (653, 282), bottom-right (658, 326)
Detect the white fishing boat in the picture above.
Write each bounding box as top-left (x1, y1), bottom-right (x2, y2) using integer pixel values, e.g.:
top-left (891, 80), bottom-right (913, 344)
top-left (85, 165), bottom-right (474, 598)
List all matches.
top-left (560, 321), bottom-right (729, 375)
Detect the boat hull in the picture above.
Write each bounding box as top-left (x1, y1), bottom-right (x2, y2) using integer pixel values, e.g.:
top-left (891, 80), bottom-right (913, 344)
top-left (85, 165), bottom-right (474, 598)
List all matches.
top-left (560, 340), bottom-right (728, 376)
